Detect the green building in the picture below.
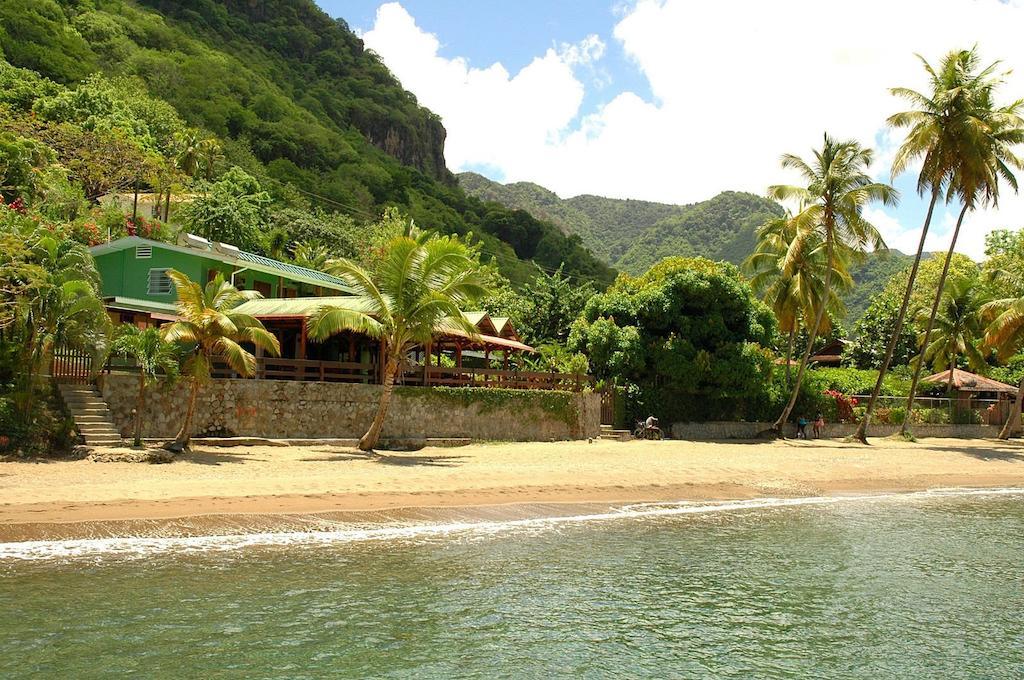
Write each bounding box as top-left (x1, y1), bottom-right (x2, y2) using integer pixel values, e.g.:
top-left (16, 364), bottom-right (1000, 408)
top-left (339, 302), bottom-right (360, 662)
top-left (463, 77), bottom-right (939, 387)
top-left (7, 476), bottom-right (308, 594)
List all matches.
top-left (90, 234), bottom-right (352, 325)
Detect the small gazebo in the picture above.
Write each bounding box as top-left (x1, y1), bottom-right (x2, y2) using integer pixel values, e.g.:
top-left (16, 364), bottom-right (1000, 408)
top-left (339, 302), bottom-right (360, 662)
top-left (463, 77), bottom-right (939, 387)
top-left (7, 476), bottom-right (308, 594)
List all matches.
top-left (921, 368), bottom-right (1017, 424)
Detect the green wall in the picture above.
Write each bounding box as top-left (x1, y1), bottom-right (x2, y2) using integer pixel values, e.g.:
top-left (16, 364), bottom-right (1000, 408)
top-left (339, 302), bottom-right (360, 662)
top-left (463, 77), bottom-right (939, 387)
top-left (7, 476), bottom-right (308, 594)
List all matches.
top-left (93, 243), bottom-right (327, 305)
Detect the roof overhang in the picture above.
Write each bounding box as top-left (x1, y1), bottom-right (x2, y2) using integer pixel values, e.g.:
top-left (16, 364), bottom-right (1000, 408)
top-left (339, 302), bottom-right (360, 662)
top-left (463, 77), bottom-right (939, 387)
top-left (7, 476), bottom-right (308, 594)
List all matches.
top-left (103, 297), bottom-right (179, 321)
top-left (90, 236), bottom-right (354, 294)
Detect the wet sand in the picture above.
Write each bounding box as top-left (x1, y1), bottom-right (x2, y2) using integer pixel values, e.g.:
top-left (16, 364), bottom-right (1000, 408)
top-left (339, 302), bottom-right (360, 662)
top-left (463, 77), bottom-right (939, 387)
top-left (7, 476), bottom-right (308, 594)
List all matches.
top-left (2, 437), bottom-right (1024, 542)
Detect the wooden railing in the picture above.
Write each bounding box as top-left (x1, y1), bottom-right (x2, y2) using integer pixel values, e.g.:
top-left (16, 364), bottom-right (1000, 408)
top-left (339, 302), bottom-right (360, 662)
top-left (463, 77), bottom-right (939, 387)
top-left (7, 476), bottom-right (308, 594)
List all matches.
top-left (400, 365), bottom-right (591, 392)
top-left (108, 356), bottom-right (590, 391)
top-left (212, 357), bottom-right (378, 384)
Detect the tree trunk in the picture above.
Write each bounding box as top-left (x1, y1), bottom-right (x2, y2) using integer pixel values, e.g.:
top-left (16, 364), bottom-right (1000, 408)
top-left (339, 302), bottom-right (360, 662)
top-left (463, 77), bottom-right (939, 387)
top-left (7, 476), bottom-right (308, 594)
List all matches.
top-left (171, 378), bottom-right (200, 450)
top-left (785, 326), bottom-right (795, 388)
top-left (773, 236), bottom-right (834, 435)
top-left (163, 190), bottom-right (171, 222)
top-left (132, 181), bottom-right (139, 223)
top-left (999, 377), bottom-right (1024, 440)
top-left (134, 372), bottom-right (145, 448)
top-left (900, 203), bottom-right (970, 437)
top-left (358, 354), bottom-right (400, 452)
top-left (855, 186), bottom-right (941, 443)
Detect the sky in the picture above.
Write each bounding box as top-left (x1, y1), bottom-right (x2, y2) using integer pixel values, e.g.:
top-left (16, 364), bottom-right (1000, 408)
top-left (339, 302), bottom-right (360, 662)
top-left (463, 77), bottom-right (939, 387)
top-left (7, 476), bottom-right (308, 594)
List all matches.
top-left (316, 0), bottom-right (1024, 260)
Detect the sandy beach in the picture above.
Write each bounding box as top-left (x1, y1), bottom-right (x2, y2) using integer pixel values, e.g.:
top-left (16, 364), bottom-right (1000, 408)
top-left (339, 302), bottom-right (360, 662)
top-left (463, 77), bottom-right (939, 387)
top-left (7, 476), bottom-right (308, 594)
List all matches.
top-left (2, 437), bottom-right (1024, 541)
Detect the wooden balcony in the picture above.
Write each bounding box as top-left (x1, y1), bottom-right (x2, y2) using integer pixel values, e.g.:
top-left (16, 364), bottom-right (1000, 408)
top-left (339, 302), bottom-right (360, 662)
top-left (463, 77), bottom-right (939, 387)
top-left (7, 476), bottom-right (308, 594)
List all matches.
top-left (108, 356), bottom-right (589, 392)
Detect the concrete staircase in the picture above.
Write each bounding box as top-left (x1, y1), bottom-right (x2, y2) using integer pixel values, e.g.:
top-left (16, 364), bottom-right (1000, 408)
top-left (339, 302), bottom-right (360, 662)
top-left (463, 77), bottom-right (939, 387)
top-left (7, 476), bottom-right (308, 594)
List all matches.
top-left (58, 384), bottom-right (122, 447)
top-left (599, 424), bottom-right (632, 442)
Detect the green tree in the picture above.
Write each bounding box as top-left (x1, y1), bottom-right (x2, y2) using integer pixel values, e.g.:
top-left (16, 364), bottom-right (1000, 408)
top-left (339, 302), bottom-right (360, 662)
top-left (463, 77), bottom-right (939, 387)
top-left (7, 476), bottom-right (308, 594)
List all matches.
top-left (177, 167), bottom-right (270, 251)
top-left (308, 232), bottom-right (489, 451)
top-left (767, 135), bottom-right (896, 434)
top-left (744, 212), bottom-right (852, 386)
top-left (292, 240), bottom-right (330, 271)
top-left (858, 48), bottom-right (1021, 441)
top-left (110, 325), bottom-right (180, 447)
top-left (845, 254), bottom-right (979, 368)
top-left (1, 212), bottom-right (109, 419)
top-left (569, 257), bottom-right (776, 424)
top-left (897, 49), bottom-right (1024, 437)
top-left (161, 270), bottom-right (280, 451)
top-left (916, 276), bottom-right (987, 375)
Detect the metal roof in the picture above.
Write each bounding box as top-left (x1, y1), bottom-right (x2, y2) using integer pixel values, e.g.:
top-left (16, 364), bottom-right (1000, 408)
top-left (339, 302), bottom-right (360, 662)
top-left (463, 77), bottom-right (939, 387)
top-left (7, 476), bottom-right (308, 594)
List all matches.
top-left (233, 296), bottom-right (375, 318)
top-left (90, 236), bottom-right (353, 294)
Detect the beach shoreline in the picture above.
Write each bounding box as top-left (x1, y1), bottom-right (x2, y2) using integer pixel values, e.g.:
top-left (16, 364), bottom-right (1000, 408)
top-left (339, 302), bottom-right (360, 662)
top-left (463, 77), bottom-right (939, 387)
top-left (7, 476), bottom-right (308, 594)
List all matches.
top-left (3, 438), bottom-right (1024, 543)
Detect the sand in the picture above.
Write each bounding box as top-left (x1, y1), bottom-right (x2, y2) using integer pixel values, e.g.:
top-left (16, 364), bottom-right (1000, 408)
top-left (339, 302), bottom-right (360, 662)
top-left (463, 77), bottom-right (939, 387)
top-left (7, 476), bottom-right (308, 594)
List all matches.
top-left (2, 437), bottom-right (1024, 541)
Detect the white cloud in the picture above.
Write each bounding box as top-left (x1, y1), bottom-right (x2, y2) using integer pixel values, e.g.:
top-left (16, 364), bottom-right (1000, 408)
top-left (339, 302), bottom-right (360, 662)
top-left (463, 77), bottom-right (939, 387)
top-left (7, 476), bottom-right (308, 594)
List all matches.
top-left (363, 0), bottom-right (1024, 257)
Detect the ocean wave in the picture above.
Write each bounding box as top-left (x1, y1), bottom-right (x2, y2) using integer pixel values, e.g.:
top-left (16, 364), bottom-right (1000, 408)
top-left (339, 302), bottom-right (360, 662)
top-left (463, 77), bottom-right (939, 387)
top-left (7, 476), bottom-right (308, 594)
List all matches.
top-left (2, 487), bottom-right (1021, 562)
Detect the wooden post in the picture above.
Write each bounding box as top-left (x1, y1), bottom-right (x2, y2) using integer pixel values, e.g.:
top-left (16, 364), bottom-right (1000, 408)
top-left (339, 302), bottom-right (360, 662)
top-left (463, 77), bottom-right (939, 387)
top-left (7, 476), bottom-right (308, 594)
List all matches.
top-left (348, 334), bottom-right (356, 363)
top-left (424, 341), bottom-right (432, 387)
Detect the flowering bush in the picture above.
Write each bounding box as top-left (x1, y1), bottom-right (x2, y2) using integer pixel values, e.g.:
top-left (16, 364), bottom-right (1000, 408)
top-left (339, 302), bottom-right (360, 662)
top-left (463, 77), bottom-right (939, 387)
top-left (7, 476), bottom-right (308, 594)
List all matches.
top-left (824, 388), bottom-right (858, 422)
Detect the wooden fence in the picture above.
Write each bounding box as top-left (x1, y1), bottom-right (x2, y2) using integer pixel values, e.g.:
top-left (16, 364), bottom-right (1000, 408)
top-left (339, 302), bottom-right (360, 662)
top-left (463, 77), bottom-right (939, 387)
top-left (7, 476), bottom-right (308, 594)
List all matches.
top-left (51, 348), bottom-right (93, 384)
top-left (108, 355), bottom-right (589, 391)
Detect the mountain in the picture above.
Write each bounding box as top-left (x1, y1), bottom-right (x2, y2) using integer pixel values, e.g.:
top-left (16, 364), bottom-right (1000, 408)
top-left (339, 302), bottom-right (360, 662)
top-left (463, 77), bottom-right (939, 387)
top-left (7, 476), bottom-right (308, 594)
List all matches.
top-left (458, 172), bottom-right (784, 274)
top-left (0, 0), bottom-right (614, 286)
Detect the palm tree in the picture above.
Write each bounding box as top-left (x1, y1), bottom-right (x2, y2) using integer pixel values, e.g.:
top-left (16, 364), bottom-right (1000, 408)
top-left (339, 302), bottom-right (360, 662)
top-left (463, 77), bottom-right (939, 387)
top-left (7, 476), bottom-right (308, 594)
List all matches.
top-left (858, 48), bottom-right (1023, 441)
top-left (744, 213), bottom-right (853, 387)
top-left (981, 278), bottom-right (1024, 438)
top-left (15, 233), bottom-right (110, 418)
top-left (308, 233), bottom-right (490, 451)
top-left (197, 138), bottom-right (224, 181)
top-left (173, 130), bottom-right (202, 178)
top-left (768, 134), bottom-right (896, 435)
top-left (161, 271), bottom-right (280, 451)
top-left (897, 49), bottom-right (1024, 437)
top-left (915, 277), bottom-right (986, 375)
top-left (292, 241), bottom-right (331, 272)
top-left (110, 325), bottom-right (181, 447)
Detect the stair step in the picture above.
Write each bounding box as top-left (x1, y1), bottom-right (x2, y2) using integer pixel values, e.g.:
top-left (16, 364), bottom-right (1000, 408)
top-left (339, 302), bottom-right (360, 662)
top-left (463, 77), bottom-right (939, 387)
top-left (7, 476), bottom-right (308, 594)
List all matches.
top-left (74, 411), bottom-right (112, 421)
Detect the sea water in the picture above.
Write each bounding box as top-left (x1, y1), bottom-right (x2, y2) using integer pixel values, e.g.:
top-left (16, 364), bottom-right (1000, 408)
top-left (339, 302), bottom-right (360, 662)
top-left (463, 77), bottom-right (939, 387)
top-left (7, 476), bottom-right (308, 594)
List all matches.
top-left (1, 489), bottom-right (1022, 678)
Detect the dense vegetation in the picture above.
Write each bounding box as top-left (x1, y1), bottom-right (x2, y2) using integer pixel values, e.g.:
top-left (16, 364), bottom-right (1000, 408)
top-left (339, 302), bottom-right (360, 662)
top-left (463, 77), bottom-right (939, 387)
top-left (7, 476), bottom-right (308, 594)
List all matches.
top-left (459, 173), bottom-right (782, 272)
top-left (0, 0), bottom-right (614, 287)
top-left (460, 171), bottom-right (902, 323)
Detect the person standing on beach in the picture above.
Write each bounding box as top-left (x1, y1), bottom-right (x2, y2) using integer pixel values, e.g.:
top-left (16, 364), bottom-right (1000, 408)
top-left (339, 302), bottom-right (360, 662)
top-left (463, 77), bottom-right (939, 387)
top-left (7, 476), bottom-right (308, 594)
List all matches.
top-left (814, 412), bottom-right (824, 439)
top-left (796, 416), bottom-right (808, 439)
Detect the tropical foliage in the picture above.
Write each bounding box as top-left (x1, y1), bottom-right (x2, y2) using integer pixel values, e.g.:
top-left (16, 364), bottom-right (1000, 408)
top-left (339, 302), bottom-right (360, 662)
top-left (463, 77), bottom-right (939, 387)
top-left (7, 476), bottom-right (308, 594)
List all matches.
top-left (110, 324), bottom-right (181, 447)
top-left (308, 232), bottom-right (490, 451)
top-left (160, 271), bottom-right (280, 451)
top-left (764, 134), bottom-right (895, 433)
top-left (858, 47), bottom-right (1024, 440)
top-left (0, 1), bottom-right (614, 288)
top-left (568, 257), bottom-right (776, 424)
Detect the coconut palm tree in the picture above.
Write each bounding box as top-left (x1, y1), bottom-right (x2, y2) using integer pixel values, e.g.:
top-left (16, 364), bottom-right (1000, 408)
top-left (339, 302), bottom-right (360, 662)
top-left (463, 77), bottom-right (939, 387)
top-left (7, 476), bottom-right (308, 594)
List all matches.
top-left (858, 48), bottom-right (1024, 441)
top-left (292, 241), bottom-right (331, 272)
top-left (981, 275), bottom-right (1024, 438)
top-left (161, 271), bottom-right (280, 451)
top-left (197, 138), bottom-right (224, 181)
top-left (767, 134), bottom-right (896, 435)
top-left (915, 277), bottom-right (987, 375)
top-left (743, 212), bottom-right (854, 387)
top-left (14, 232), bottom-right (110, 419)
top-left (110, 325), bottom-right (181, 447)
top-left (308, 233), bottom-right (490, 451)
top-left (896, 50), bottom-right (1024, 437)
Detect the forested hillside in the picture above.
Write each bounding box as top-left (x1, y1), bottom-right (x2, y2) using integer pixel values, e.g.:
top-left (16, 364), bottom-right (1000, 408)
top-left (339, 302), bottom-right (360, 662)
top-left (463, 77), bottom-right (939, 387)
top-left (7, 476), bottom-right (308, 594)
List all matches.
top-left (458, 172), bottom-right (783, 273)
top-left (0, 0), bottom-right (614, 286)
top-left (460, 172), bottom-right (911, 323)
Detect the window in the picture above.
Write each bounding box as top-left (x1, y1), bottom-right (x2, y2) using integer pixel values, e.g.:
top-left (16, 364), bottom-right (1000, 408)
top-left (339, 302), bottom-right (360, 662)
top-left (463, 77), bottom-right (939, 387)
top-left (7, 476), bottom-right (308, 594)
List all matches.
top-left (135, 245), bottom-right (152, 259)
top-left (147, 268), bottom-right (172, 295)
top-left (282, 287), bottom-right (298, 299)
top-left (254, 280), bottom-right (272, 297)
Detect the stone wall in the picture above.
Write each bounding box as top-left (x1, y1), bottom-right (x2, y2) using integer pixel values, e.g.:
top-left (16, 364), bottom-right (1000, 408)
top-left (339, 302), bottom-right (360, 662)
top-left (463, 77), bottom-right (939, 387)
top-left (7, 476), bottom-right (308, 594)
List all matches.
top-left (99, 374), bottom-right (600, 442)
top-left (671, 421), bottom-right (1004, 440)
